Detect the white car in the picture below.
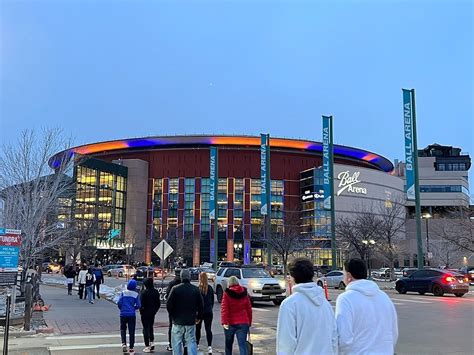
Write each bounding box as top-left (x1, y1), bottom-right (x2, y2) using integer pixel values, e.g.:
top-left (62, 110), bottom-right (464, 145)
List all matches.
top-left (371, 268), bottom-right (391, 279)
top-left (214, 266), bottom-right (286, 305)
top-left (316, 270), bottom-right (345, 289)
top-left (108, 265), bottom-right (136, 278)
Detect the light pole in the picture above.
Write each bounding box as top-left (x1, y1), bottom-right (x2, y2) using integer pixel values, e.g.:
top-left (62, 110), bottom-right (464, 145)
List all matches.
top-left (362, 239), bottom-right (376, 278)
top-left (422, 213), bottom-right (432, 266)
top-left (234, 242), bottom-right (243, 261)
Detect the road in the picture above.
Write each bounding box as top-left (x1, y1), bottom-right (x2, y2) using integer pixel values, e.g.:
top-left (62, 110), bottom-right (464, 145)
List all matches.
top-left (3, 275), bottom-right (474, 354)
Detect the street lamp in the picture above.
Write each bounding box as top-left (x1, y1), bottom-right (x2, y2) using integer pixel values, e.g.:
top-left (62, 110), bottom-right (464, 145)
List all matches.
top-left (422, 213), bottom-right (432, 266)
top-left (234, 242), bottom-right (243, 261)
top-left (362, 239), bottom-right (376, 278)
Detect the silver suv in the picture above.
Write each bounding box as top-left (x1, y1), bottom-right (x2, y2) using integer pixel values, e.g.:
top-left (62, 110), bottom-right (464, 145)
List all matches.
top-left (214, 266), bottom-right (286, 306)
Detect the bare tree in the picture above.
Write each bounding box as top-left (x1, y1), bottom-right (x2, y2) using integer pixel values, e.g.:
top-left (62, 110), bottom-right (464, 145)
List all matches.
top-left (430, 238), bottom-right (465, 268)
top-left (0, 129), bottom-right (76, 282)
top-left (435, 217), bottom-right (474, 254)
top-left (59, 218), bottom-right (99, 266)
top-left (374, 195), bottom-right (406, 279)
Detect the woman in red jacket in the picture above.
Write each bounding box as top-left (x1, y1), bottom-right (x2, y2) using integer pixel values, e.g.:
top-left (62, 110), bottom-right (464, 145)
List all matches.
top-left (221, 276), bottom-right (252, 355)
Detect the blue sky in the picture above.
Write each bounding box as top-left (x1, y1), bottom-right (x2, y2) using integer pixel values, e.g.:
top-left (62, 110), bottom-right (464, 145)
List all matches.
top-left (1, 0), bottom-right (472, 185)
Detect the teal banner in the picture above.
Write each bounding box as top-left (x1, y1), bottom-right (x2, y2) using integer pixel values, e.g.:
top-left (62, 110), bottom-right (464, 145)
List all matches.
top-left (260, 134), bottom-right (270, 215)
top-left (403, 89), bottom-right (415, 200)
top-left (322, 116), bottom-right (333, 210)
top-left (209, 147), bottom-right (217, 220)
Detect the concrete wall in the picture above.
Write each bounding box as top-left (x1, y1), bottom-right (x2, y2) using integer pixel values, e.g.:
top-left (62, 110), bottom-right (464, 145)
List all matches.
top-left (113, 159), bottom-right (149, 263)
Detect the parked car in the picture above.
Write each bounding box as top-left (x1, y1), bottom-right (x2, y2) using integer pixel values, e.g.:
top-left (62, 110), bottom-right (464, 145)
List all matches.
top-left (371, 268), bottom-right (391, 279)
top-left (188, 267), bottom-right (201, 281)
top-left (395, 268), bottom-right (469, 297)
top-left (133, 266), bottom-right (166, 281)
top-left (459, 266), bottom-right (474, 285)
top-left (394, 268), bottom-right (403, 279)
top-left (214, 266), bottom-right (286, 305)
top-left (402, 268), bottom-right (418, 278)
top-left (199, 267), bottom-right (217, 282)
top-left (108, 265), bottom-right (136, 278)
top-left (271, 265), bottom-right (284, 275)
top-left (103, 264), bottom-right (120, 274)
top-left (42, 262), bottom-right (61, 274)
top-left (217, 261), bottom-right (237, 269)
top-left (316, 270), bottom-right (345, 289)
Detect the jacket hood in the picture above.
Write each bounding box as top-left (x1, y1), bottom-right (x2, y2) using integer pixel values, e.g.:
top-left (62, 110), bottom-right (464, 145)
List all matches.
top-left (345, 279), bottom-right (380, 296)
top-left (127, 279), bottom-right (137, 291)
top-left (293, 282), bottom-right (325, 306)
top-left (225, 285), bottom-right (247, 299)
top-left (143, 278), bottom-right (154, 289)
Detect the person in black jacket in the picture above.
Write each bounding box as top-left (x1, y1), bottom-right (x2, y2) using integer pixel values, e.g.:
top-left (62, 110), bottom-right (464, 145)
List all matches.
top-left (92, 263), bottom-right (104, 299)
top-left (140, 278), bottom-right (161, 353)
top-left (84, 268), bottom-right (96, 304)
top-left (165, 272), bottom-right (181, 351)
top-left (196, 272), bottom-right (214, 353)
top-left (64, 265), bottom-right (76, 296)
top-left (167, 269), bottom-right (203, 355)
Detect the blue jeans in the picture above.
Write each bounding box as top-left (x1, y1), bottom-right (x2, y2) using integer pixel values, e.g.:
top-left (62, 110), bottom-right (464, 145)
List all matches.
top-left (172, 324), bottom-right (197, 355)
top-left (86, 285), bottom-right (94, 303)
top-left (224, 324), bottom-right (249, 355)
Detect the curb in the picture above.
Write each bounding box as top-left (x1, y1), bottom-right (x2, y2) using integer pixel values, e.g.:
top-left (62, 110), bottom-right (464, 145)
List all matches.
top-left (0, 330), bottom-right (37, 337)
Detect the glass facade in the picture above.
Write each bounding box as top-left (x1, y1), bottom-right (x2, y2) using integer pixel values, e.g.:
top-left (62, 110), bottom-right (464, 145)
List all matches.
top-left (73, 159), bottom-right (127, 249)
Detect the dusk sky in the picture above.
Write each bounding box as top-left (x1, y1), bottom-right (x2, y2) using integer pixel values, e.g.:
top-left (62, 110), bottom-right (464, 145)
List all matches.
top-left (1, 0), bottom-right (472, 187)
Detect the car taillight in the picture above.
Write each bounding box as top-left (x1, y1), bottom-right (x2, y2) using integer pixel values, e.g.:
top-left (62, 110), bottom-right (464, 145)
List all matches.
top-left (464, 277), bottom-right (469, 282)
top-left (444, 276), bottom-right (455, 283)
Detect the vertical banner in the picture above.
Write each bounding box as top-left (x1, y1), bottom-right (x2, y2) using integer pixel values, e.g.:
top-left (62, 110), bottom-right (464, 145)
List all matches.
top-left (260, 134), bottom-right (270, 215)
top-left (322, 116), bottom-right (333, 210)
top-left (209, 147), bottom-right (217, 220)
top-left (403, 89), bottom-right (415, 200)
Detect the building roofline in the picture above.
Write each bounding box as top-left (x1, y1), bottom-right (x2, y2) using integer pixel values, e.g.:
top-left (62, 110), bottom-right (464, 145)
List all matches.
top-left (49, 134), bottom-right (394, 172)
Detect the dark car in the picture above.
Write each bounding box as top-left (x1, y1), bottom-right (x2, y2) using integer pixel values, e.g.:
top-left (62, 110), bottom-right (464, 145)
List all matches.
top-left (459, 266), bottom-right (474, 285)
top-left (395, 268), bottom-right (469, 297)
top-left (188, 267), bottom-right (200, 281)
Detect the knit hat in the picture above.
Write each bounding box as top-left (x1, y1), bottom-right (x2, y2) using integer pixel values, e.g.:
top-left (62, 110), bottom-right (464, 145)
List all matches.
top-left (127, 279), bottom-right (137, 291)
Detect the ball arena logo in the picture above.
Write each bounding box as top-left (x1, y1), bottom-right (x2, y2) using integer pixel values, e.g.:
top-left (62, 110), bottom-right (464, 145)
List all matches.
top-left (337, 171), bottom-right (367, 196)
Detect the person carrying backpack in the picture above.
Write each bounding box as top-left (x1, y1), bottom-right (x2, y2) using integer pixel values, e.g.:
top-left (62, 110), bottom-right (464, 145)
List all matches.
top-left (85, 268), bottom-right (96, 304)
top-left (140, 278), bottom-right (161, 353)
top-left (92, 263), bottom-right (104, 299)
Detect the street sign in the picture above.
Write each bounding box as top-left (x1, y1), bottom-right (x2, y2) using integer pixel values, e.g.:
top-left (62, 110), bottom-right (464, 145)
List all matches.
top-left (0, 229), bottom-right (21, 287)
top-left (153, 240), bottom-right (174, 261)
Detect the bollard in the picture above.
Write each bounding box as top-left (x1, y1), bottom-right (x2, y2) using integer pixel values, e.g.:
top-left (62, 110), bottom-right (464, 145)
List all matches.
top-left (3, 294), bottom-right (12, 355)
top-left (323, 279), bottom-right (330, 301)
top-left (24, 284), bottom-right (33, 331)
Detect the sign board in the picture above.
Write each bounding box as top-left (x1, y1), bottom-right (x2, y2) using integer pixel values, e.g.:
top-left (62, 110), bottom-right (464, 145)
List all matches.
top-left (153, 240), bottom-right (174, 261)
top-left (336, 171), bottom-right (368, 196)
top-left (322, 116), bottom-right (333, 210)
top-left (209, 147), bottom-right (217, 220)
top-left (403, 89), bottom-right (416, 200)
top-left (260, 134), bottom-right (270, 215)
top-left (153, 281), bottom-right (170, 306)
top-left (0, 229), bottom-right (21, 287)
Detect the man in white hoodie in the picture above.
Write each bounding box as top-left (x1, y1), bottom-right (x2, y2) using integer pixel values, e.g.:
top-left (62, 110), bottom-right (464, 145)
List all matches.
top-left (335, 258), bottom-right (398, 355)
top-left (276, 258), bottom-right (337, 355)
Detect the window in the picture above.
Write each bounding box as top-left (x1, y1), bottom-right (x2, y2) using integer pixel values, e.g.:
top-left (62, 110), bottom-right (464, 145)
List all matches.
top-left (224, 268), bottom-right (239, 278)
top-left (426, 270), bottom-right (441, 277)
top-left (420, 185), bottom-right (467, 193)
top-left (217, 268), bottom-right (225, 276)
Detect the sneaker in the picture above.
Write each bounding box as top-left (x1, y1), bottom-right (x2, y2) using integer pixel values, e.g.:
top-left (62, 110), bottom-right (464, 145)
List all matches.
top-left (208, 346), bottom-right (213, 354)
top-left (150, 342), bottom-right (155, 351)
top-left (89, 301), bottom-right (94, 304)
top-left (129, 349), bottom-right (135, 354)
top-left (143, 347), bottom-right (152, 353)
top-left (197, 344), bottom-right (200, 351)
top-left (122, 344), bottom-right (128, 352)
top-left (166, 345), bottom-right (173, 351)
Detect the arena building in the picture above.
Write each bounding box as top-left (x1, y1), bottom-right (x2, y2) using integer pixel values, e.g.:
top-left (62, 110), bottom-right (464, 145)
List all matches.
top-left (50, 135), bottom-right (401, 267)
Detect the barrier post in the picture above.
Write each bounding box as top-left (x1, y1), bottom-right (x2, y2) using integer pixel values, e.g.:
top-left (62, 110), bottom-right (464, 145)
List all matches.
top-left (323, 279), bottom-right (330, 301)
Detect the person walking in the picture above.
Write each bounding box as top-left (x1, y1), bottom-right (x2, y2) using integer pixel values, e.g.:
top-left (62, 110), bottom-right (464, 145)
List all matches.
top-left (92, 263), bottom-right (104, 299)
top-left (118, 279), bottom-right (141, 354)
top-left (196, 272), bottom-right (214, 354)
top-left (165, 271), bottom-right (181, 352)
top-left (77, 265), bottom-right (88, 300)
top-left (276, 258), bottom-right (337, 355)
top-left (335, 258), bottom-right (398, 355)
top-left (64, 265), bottom-right (76, 296)
top-left (166, 269), bottom-right (203, 355)
top-left (140, 278), bottom-right (161, 353)
top-left (221, 276), bottom-right (252, 355)
top-left (85, 268), bottom-right (96, 304)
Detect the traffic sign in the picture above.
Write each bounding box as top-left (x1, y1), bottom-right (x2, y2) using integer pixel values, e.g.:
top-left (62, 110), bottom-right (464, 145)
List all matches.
top-left (0, 229), bottom-right (21, 285)
top-left (153, 240), bottom-right (174, 261)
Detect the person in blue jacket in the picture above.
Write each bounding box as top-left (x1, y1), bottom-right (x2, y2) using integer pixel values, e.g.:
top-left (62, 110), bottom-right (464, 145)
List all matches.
top-left (118, 280), bottom-right (141, 354)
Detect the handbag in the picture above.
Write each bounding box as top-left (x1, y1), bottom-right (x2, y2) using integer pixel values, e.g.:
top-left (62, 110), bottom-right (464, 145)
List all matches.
top-left (246, 329), bottom-right (253, 355)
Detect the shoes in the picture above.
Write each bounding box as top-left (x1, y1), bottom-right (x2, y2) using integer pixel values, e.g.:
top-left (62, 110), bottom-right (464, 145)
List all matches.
top-left (197, 345), bottom-right (200, 351)
top-left (122, 344), bottom-right (128, 352)
top-left (150, 342), bottom-right (155, 351)
top-left (129, 349), bottom-right (135, 354)
top-left (208, 346), bottom-right (213, 353)
top-left (166, 345), bottom-right (173, 351)
top-left (143, 347), bottom-right (152, 353)
top-left (89, 301), bottom-right (94, 304)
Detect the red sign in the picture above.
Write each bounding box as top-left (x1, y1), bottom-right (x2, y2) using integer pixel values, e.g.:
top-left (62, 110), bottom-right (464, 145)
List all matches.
top-left (0, 234), bottom-right (21, 247)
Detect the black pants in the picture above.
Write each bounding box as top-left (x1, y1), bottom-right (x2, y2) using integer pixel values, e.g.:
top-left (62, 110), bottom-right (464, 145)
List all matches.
top-left (196, 313), bottom-right (213, 346)
top-left (67, 283), bottom-right (73, 295)
top-left (93, 282), bottom-right (101, 299)
top-left (78, 284), bottom-right (85, 299)
top-left (120, 316), bottom-right (136, 349)
top-left (141, 315), bottom-right (155, 347)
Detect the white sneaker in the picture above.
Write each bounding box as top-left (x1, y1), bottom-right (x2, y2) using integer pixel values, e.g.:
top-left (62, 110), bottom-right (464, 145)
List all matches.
top-left (150, 342), bottom-right (155, 351)
top-left (143, 347), bottom-right (152, 353)
top-left (208, 346), bottom-right (213, 353)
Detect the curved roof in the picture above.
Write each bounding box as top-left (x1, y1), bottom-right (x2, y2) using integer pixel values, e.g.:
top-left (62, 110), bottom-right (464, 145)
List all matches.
top-left (50, 135), bottom-right (394, 172)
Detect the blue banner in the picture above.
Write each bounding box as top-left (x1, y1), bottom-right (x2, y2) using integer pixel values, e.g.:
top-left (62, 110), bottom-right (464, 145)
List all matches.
top-left (322, 116), bottom-right (333, 210)
top-left (209, 147), bottom-right (217, 220)
top-left (403, 89), bottom-right (415, 200)
top-left (260, 134), bottom-right (270, 215)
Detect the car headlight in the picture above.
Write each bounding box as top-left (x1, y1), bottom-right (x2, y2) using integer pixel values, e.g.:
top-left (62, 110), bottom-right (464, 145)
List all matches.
top-left (278, 280), bottom-right (286, 289)
top-left (249, 280), bottom-right (261, 289)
